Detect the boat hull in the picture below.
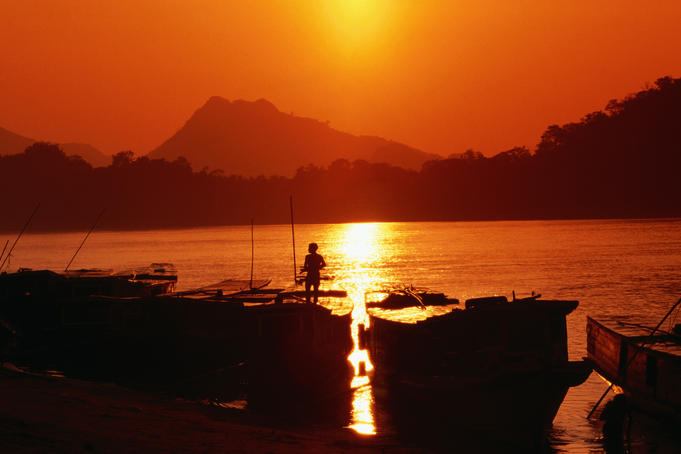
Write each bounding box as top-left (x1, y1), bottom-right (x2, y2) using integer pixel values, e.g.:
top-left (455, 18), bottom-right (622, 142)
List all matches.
top-left (374, 362), bottom-right (589, 447)
top-left (1, 292), bottom-right (354, 404)
top-left (587, 316), bottom-right (681, 423)
top-left (366, 299), bottom-right (591, 445)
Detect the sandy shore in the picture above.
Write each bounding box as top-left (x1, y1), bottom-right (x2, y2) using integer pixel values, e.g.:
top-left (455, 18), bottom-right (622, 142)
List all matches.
top-left (0, 365), bottom-right (418, 453)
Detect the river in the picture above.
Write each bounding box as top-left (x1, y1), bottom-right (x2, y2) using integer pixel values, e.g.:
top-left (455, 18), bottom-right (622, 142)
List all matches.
top-left (5, 219), bottom-right (681, 452)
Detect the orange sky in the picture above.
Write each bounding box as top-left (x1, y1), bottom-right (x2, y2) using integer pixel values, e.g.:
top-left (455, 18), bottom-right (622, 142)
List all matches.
top-left (2, 1), bottom-right (681, 157)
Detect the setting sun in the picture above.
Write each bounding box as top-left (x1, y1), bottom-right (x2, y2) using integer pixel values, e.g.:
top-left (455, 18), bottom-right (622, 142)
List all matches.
top-left (317, 0), bottom-right (401, 60)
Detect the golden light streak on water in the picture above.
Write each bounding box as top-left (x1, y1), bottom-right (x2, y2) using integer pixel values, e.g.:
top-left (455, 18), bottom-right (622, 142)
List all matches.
top-left (331, 222), bottom-right (383, 435)
top-left (347, 375), bottom-right (375, 435)
top-left (348, 349), bottom-right (373, 375)
top-left (595, 372), bottom-right (624, 394)
top-left (336, 223), bottom-right (380, 266)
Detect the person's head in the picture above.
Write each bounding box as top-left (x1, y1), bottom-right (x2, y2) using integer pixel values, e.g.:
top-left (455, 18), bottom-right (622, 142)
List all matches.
top-left (308, 242), bottom-right (318, 253)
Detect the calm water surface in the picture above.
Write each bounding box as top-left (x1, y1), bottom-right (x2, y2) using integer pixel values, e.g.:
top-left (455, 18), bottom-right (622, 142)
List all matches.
top-left (5, 219), bottom-right (681, 452)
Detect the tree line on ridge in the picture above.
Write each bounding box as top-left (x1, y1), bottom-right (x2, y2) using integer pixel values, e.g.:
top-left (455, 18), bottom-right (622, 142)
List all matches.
top-left (1, 76), bottom-right (680, 232)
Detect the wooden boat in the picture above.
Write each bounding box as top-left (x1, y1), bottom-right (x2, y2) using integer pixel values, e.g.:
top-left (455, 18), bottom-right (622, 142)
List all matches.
top-left (0, 263), bottom-right (177, 299)
top-left (0, 276), bottom-right (353, 406)
top-left (0, 264), bottom-right (177, 358)
top-left (587, 316), bottom-right (681, 423)
top-left (245, 300), bottom-right (353, 410)
top-left (365, 295), bottom-right (591, 447)
top-left (365, 288), bottom-right (459, 309)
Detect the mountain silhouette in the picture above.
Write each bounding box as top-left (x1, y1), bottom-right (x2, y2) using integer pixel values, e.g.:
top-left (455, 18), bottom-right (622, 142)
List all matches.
top-left (0, 126), bottom-right (111, 167)
top-left (2, 76), bottom-right (681, 232)
top-left (0, 126), bottom-right (33, 154)
top-left (59, 143), bottom-right (111, 167)
top-left (148, 97), bottom-right (440, 176)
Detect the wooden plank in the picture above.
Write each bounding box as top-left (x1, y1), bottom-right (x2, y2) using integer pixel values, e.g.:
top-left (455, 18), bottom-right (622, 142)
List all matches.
top-left (278, 290), bottom-right (348, 299)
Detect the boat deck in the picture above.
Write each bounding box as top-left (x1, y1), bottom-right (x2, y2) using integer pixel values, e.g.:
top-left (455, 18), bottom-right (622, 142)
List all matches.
top-left (587, 315), bottom-right (681, 421)
top-left (588, 316), bottom-right (681, 357)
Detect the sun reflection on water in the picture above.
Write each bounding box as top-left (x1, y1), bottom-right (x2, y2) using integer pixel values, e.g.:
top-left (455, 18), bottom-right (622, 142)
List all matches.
top-left (330, 222), bottom-right (385, 435)
top-left (348, 375), bottom-right (375, 435)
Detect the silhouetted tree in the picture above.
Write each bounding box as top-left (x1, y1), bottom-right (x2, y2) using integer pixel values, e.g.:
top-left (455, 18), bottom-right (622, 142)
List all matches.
top-left (1, 76), bottom-right (681, 231)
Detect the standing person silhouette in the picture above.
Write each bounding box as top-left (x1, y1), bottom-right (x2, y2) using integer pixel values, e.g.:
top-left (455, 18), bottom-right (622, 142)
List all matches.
top-left (302, 242), bottom-right (326, 303)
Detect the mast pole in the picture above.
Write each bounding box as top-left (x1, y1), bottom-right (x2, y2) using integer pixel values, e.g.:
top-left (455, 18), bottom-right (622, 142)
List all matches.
top-left (64, 208), bottom-right (105, 272)
top-left (0, 240), bottom-right (8, 266)
top-left (250, 218), bottom-right (254, 289)
top-left (0, 203), bottom-right (40, 272)
top-left (290, 195), bottom-right (297, 285)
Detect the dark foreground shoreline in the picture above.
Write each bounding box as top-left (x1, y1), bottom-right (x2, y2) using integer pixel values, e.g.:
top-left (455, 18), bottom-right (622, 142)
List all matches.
top-left (0, 365), bottom-right (411, 454)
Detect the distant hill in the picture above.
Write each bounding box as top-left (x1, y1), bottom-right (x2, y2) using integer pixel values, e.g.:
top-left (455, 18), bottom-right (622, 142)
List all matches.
top-left (2, 77), bottom-right (680, 232)
top-left (60, 143), bottom-right (111, 167)
top-left (0, 126), bottom-right (111, 167)
top-left (0, 126), bottom-right (33, 154)
top-left (148, 97), bottom-right (441, 176)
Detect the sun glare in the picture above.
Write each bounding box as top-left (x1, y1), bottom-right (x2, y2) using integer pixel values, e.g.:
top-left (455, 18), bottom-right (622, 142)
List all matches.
top-left (338, 223), bottom-right (379, 263)
top-left (319, 0), bottom-right (396, 58)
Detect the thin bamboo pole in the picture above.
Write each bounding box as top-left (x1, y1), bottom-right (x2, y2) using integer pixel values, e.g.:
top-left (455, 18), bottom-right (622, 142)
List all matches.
top-left (65, 208), bottom-right (105, 272)
top-left (289, 195), bottom-right (297, 285)
top-left (249, 218), bottom-right (254, 289)
top-left (0, 240), bottom-right (8, 265)
top-left (0, 203), bottom-right (40, 272)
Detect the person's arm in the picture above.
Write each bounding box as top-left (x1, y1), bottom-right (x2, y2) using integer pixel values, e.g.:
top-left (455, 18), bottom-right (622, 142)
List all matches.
top-left (302, 255), bottom-right (309, 272)
top-left (320, 256), bottom-right (326, 269)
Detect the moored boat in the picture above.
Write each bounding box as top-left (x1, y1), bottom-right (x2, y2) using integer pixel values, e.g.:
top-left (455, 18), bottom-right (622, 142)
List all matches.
top-left (245, 301), bottom-right (353, 410)
top-left (587, 316), bottom-right (681, 423)
top-left (365, 294), bottom-right (591, 446)
top-left (365, 287), bottom-right (458, 309)
top-left (0, 263), bottom-right (177, 299)
top-left (0, 273), bottom-right (353, 406)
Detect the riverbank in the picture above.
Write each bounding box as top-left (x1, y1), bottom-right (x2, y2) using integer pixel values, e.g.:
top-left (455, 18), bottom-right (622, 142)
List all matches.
top-left (0, 365), bottom-right (411, 453)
